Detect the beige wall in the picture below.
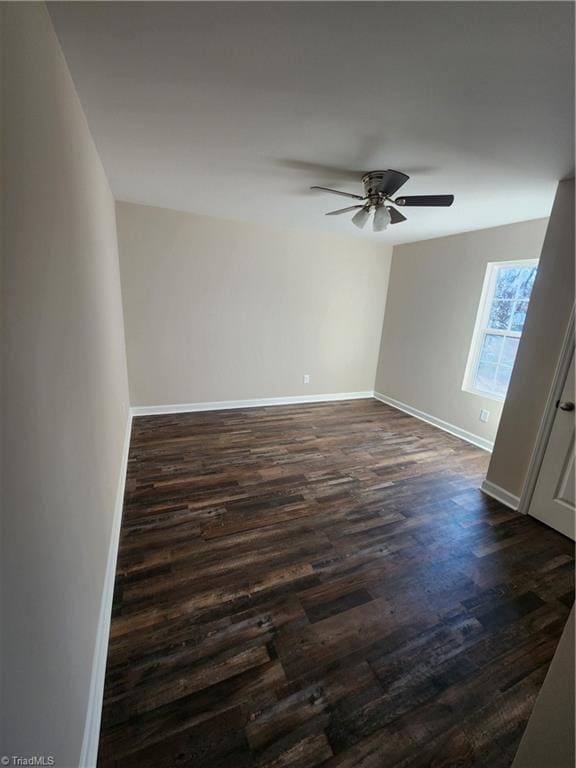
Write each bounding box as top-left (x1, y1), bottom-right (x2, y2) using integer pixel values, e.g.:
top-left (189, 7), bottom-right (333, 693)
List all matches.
top-left (374, 219), bottom-right (549, 446)
top-left (116, 201), bottom-right (392, 407)
top-left (1, 4), bottom-right (130, 764)
top-left (487, 179), bottom-right (575, 497)
top-left (512, 608), bottom-right (574, 768)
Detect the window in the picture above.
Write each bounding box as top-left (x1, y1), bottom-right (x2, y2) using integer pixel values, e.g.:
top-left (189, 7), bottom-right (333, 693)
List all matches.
top-left (463, 260), bottom-right (538, 400)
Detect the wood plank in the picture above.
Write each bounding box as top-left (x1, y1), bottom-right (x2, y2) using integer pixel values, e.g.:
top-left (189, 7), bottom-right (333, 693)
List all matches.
top-left (97, 400), bottom-right (574, 767)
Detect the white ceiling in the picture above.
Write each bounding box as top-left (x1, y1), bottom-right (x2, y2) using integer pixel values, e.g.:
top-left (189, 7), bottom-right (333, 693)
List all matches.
top-left (49, 2), bottom-right (574, 244)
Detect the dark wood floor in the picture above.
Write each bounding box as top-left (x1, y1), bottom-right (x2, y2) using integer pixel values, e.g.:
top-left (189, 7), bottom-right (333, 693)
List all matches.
top-left (98, 399), bottom-right (574, 768)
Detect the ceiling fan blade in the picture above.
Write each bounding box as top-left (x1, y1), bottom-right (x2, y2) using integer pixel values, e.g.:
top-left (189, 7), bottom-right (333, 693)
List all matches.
top-left (394, 194), bottom-right (454, 207)
top-left (387, 206), bottom-right (407, 224)
top-left (379, 169), bottom-right (410, 196)
top-left (310, 186), bottom-right (364, 201)
top-left (325, 205), bottom-right (364, 216)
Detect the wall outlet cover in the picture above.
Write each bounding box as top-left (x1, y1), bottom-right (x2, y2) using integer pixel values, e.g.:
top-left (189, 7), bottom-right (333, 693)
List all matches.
top-left (479, 409), bottom-right (490, 423)
top-left (303, 374), bottom-right (310, 384)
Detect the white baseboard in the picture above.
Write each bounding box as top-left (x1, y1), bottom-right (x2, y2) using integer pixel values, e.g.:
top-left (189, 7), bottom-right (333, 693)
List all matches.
top-left (79, 412), bottom-right (132, 768)
top-left (130, 391), bottom-right (374, 416)
top-left (373, 392), bottom-right (494, 453)
top-left (481, 479), bottom-right (520, 511)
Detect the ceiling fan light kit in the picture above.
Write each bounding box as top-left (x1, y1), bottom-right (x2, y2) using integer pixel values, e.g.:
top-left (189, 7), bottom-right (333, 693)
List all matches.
top-left (373, 204), bottom-right (392, 231)
top-left (351, 206), bottom-right (371, 230)
top-left (311, 169), bottom-right (454, 232)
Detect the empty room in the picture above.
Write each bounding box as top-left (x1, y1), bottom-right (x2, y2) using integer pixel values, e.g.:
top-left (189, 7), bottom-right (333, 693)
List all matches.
top-left (1, 2), bottom-right (574, 767)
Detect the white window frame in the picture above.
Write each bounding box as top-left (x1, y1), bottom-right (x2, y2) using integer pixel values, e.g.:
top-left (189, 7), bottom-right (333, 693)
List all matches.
top-left (462, 259), bottom-right (538, 402)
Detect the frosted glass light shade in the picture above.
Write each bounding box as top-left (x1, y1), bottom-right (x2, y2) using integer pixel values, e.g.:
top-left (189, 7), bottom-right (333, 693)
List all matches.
top-left (351, 206), bottom-right (371, 229)
top-left (373, 205), bottom-right (392, 231)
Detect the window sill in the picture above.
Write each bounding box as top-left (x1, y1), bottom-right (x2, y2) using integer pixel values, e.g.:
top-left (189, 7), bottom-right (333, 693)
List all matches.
top-left (462, 385), bottom-right (506, 403)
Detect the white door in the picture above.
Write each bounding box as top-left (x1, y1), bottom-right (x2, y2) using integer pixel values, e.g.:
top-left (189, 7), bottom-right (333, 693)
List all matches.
top-left (529, 349), bottom-right (575, 540)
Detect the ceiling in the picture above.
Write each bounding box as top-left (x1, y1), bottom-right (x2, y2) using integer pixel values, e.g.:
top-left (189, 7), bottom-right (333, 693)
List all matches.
top-left (49, 2), bottom-right (574, 244)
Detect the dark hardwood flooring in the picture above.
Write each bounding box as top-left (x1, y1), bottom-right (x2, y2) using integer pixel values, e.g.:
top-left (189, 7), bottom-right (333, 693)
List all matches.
top-left (98, 399), bottom-right (574, 768)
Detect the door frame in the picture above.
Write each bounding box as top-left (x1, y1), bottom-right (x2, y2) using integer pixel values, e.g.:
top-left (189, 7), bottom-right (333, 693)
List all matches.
top-left (518, 303), bottom-right (575, 515)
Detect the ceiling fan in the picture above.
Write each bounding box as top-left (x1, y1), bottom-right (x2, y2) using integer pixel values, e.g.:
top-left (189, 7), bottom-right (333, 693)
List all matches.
top-left (311, 170), bottom-right (454, 231)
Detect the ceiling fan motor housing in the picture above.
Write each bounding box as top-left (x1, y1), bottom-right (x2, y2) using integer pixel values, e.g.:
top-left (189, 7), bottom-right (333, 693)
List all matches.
top-left (361, 170), bottom-right (411, 206)
top-left (362, 171), bottom-right (391, 199)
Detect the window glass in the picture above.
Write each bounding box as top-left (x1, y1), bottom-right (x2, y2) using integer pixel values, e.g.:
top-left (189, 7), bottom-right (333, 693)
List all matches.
top-left (464, 261), bottom-right (538, 400)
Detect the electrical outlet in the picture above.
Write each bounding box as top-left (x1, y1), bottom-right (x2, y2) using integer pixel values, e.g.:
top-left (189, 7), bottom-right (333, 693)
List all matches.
top-left (303, 374), bottom-right (310, 384)
top-left (479, 409), bottom-right (490, 423)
